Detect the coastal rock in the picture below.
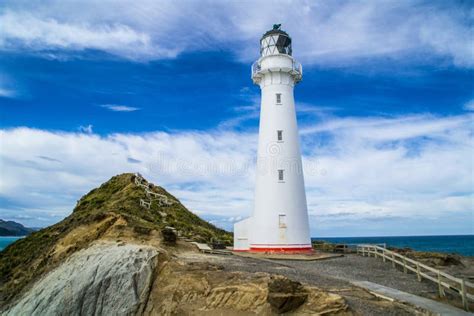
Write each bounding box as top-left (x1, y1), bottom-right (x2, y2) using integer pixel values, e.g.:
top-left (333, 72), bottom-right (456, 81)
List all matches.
top-left (161, 227), bottom-right (177, 244)
top-left (267, 276), bottom-right (308, 313)
top-left (1, 174), bottom-right (351, 315)
top-left (5, 242), bottom-right (158, 316)
top-left (144, 260), bottom-right (350, 315)
top-left (393, 248), bottom-right (464, 267)
top-left (0, 173), bottom-right (233, 306)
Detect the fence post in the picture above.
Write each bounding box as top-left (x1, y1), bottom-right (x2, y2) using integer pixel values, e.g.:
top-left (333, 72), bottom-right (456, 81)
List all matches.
top-left (403, 257), bottom-right (407, 274)
top-left (383, 249), bottom-right (386, 262)
top-left (416, 263), bottom-right (421, 282)
top-left (461, 279), bottom-right (468, 311)
top-left (392, 253), bottom-right (395, 268)
top-left (437, 272), bottom-right (445, 297)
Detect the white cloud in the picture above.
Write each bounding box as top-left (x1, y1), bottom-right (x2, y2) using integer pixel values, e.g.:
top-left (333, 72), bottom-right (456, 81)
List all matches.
top-left (78, 124), bottom-right (93, 134)
top-left (0, 1), bottom-right (471, 67)
top-left (0, 75), bottom-right (17, 98)
top-left (100, 104), bottom-right (140, 112)
top-left (0, 87), bottom-right (15, 98)
top-left (464, 100), bottom-right (474, 111)
top-left (0, 112), bottom-right (472, 235)
top-left (0, 10), bottom-right (177, 60)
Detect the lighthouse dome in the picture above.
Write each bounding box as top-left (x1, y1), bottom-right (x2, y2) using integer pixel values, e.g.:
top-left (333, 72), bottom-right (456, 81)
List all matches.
top-left (260, 24), bottom-right (292, 57)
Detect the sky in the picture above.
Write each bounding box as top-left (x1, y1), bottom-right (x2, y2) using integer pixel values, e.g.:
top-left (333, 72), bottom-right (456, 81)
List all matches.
top-left (0, 0), bottom-right (473, 237)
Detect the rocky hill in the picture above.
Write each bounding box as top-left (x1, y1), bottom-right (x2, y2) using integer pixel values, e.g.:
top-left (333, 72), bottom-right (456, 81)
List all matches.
top-left (0, 173), bottom-right (350, 315)
top-left (0, 174), bottom-right (231, 305)
top-left (0, 219), bottom-right (34, 236)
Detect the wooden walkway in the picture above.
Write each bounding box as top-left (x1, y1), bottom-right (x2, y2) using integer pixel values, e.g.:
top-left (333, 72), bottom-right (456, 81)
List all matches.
top-left (353, 281), bottom-right (472, 316)
top-left (357, 244), bottom-right (474, 311)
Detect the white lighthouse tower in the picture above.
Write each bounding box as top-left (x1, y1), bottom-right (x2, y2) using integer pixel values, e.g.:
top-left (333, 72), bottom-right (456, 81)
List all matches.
top-left (234, 25), bottom-right (312, 253)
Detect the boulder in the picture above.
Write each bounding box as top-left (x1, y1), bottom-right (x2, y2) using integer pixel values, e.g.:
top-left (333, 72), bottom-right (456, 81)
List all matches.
top-left (267, 276), bottom-right (308, 313)
top-left (161, 227), bottom-right (177, 244)
top-left (4, 242), bottom-right (158, 316)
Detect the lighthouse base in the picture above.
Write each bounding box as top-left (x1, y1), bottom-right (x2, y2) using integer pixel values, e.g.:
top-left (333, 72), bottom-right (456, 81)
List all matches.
top-left (249, 245), bottom-right (313, 254)
top-left (233, 218), bottom-right (313, 254)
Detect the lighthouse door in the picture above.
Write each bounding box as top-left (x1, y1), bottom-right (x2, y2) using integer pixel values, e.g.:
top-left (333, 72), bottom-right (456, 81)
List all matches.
top-left (279, 214), bottom-right (287, 242)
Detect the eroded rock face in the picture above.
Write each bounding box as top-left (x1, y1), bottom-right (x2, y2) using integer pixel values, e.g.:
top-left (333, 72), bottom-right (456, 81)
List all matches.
top-left (267, 276), bottom-right (308, 313)
top-left (5, 243), bottom-right (349, 315)
top-left (5, 242), bottom-right (158, 316)
top-left (144, 261), bottom-right (349, 315)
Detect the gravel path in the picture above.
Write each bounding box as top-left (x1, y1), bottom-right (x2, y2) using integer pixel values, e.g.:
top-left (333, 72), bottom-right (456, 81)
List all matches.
top-left (197, 253), bottom-right (441, 315)
top-left (224, 254), bottom-right (436, 294)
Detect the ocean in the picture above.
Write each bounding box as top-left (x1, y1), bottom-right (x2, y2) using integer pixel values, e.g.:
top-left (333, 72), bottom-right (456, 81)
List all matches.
top-left (312, 235), bottom-right (474, 256)
top-left (0, 236), bottom-right (23, 251)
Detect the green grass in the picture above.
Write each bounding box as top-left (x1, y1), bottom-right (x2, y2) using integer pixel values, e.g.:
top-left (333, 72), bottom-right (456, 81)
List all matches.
top-left (0, 173), bottom-right (232, 306)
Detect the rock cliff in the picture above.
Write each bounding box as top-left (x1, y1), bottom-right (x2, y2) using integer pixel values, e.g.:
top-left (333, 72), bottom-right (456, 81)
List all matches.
top-left (0, 173), bottom-right (350, 315)
top-left (6, 242), bottom-right (158, 316)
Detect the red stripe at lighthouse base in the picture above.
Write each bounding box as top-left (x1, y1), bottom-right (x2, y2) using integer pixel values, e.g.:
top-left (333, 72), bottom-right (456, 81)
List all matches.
top-left (249, 244), bottom-right (313, 254)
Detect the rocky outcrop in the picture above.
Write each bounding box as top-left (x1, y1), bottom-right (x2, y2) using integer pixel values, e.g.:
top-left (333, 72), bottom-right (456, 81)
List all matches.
top-left (144, 260), bottom-right (349, 315)
top-left (5, 242), bottom-right (159, 316)
top-left (5, 244), bottom-right (349, 315)
top-left (0, 173), bottom-right (231, 305)
top-left (267, 277), bottom-right (308, 313)
top-left (394, 249), bottom-right (464, 267)
top-left (0, 174), bottom-right (351, 315)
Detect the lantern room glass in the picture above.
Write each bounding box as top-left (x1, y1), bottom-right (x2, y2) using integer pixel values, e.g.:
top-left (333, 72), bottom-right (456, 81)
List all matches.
top-left (260, 33), bottom-right (292, 57)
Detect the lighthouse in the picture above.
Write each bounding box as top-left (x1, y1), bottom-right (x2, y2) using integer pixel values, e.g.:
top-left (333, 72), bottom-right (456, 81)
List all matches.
top-left (234, 25), bottom-right (312, 253)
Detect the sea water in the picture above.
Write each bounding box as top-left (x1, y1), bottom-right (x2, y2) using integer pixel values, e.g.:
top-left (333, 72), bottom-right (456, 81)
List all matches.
top-left (312, 235), bottom-right (474, 256)
top-left (0, 236), bottom-right (23, 251)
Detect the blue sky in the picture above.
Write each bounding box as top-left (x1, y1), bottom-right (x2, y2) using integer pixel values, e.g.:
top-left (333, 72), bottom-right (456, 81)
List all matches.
top-left (0, 0), bottom-right (473, 236)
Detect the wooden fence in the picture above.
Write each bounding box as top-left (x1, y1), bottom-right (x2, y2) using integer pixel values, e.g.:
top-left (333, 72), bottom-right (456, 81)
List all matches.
top-left (135, 173), bottom-right (174, 208)
top-left (357, 244), bottom-right (473, 311)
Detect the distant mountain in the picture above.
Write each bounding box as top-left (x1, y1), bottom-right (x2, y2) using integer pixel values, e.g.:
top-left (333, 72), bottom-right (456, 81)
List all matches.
top-left (0, 220), bottom-right (34, 236)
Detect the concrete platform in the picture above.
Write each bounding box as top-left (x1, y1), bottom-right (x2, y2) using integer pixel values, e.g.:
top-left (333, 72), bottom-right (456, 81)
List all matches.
top-left (233, 251), bottom-right (343, 261)
top-left (352, 280), bottom-right (472, 316)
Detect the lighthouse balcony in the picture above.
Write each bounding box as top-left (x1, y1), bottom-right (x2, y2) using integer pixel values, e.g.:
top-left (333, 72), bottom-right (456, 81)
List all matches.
top-left (251, 58), bottom-right (302, 84)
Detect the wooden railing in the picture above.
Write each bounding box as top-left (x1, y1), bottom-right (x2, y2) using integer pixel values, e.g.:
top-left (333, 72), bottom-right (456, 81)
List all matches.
top-left (357, 244), bottom-right (473, 311)
top-left (135, 173), bottom-right (174, 209)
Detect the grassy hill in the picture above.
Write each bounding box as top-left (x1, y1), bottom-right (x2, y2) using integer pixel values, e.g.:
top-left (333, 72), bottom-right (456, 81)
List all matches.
top-left (0, 173), bottom-right (232, 306)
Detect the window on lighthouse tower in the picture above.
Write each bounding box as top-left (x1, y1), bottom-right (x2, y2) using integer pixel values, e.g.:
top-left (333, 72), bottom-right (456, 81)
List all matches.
top-left (279, 214), bottom-right (287, 228)
top-left (276, 93), bottom-right (282, 104)
top-left (277, 130), bottom-right (283, 142)
top-left (278, 169), bottom-right (284, 182)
